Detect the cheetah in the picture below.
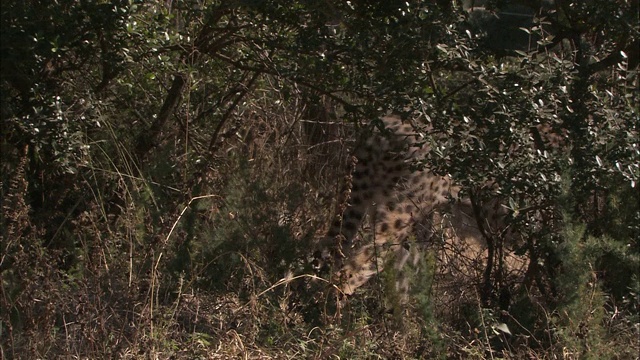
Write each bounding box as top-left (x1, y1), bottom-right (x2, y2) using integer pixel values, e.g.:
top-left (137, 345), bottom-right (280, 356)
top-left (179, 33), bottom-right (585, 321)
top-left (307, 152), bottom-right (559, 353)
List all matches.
top-left (314, 114), bottom-right (514, 296)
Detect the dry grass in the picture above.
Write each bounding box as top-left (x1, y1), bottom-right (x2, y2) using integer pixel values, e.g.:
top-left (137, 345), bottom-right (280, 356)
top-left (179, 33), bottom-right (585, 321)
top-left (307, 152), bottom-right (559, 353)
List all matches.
top-left (2, 93), bottom-right (638, 360)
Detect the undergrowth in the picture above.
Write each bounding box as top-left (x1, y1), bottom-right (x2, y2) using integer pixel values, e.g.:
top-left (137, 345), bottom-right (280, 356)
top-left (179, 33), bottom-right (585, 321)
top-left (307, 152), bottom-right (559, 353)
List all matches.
top-left (3, 105), bottom-right (638, 359)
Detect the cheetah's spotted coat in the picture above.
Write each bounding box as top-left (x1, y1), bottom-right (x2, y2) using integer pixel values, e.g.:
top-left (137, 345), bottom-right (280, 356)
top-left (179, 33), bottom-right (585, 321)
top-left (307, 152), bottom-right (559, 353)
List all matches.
top-left (316, 115), bottom-right (508, 295)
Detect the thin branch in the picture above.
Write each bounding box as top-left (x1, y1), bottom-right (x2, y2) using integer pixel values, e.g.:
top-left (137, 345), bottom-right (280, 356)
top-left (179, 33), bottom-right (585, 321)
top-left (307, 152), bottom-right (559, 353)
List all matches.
top-left (135, 73), bottom-right (186, 160)
top-left (212, 52), bottom-right (360, 112)
top-left (206, 69), bottom-right (263, 155)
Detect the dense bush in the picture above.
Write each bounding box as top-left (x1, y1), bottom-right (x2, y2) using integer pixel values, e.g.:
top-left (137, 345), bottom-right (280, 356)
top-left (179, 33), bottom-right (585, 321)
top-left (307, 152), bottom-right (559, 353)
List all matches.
top-left (2, 0), bottom-right (638, 358)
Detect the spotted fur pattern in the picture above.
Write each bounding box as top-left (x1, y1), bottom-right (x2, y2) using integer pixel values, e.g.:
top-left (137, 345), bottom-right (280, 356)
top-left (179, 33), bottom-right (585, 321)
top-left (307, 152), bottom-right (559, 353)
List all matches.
top-left (314, 115), bottom-right (508, 295)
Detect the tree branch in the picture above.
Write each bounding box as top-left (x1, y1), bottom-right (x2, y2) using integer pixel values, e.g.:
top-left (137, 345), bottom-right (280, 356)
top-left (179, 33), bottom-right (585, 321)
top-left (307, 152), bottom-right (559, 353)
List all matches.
top-left (135, 73), bottom-right (186, 160)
